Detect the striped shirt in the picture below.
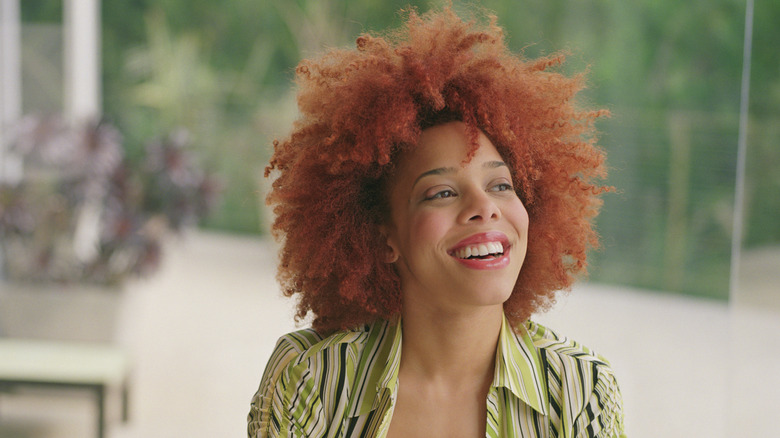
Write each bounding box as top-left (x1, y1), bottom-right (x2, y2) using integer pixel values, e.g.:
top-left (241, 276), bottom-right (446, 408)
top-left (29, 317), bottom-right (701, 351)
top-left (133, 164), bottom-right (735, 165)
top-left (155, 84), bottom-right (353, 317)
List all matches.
top-left (248, 314), bottom-right (625, 437)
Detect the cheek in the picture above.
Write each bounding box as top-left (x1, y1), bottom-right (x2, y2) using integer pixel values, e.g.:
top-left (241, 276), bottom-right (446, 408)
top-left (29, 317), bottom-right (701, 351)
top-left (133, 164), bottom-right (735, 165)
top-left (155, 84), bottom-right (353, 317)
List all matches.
top-left (508, 201), bottom-right (530, 239)
top-left (406, 209), bottom-right (451, 247)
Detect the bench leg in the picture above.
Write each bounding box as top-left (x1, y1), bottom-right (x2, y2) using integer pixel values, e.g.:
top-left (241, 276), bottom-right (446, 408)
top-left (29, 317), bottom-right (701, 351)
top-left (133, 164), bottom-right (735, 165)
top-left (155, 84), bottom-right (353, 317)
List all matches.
top-left (96, 385), bottom-right (105, 438)
top-left (122, 379), bottom-right (130, 423)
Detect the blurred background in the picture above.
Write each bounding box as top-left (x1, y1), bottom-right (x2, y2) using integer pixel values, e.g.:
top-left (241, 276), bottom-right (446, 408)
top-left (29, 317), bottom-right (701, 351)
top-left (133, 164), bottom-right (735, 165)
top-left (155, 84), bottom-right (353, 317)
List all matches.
top-left (0, 0), bottom-right (777, 437)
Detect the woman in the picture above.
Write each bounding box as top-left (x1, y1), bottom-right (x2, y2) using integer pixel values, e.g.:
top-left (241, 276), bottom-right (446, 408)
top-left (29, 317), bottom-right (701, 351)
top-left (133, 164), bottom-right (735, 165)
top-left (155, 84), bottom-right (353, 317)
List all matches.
top-left (249, 7), bottom-right (625, 438)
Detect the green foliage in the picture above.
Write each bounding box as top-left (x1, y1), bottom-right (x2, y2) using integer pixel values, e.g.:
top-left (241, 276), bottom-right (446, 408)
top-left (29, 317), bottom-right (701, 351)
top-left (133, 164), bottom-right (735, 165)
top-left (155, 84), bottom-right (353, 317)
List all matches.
top-left (20, 0), bottom-right (61, 22)
top-left (20, 0), bottom-right (779, 299)
top-left (103, 0), bottom-right (435, 234)
top-left (107, 7), bottom-right (267, 233)
top-left (742, 1), bottom-right (780, 248)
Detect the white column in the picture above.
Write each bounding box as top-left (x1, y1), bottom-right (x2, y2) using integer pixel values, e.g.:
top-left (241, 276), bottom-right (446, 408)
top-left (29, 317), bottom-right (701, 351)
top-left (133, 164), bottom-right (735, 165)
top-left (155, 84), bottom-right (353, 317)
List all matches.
top-left (65, 0), bottom-right (103, 263)
top-left (0, 0), bottom-right (23, 183)
top-left (64, 0), bottom-right (101, 123)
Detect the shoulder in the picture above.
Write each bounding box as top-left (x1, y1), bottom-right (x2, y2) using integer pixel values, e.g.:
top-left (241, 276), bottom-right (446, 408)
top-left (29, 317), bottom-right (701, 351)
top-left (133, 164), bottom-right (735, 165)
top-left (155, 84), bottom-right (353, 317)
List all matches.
top-left (526, 321), bottom-right (613, 367)
top-left (248, 322), bottom-right (387, 437)
top-left (256, 323), bottom-right (377, 395)
top-left (267, 328), bottom-right (327, 371)
top-left (262, 321), bottom-right (380, 378)
top-left (526, 321), bottom-right (626, 437)
top-left (279, 323), bottom-right (380, 371)
top-left (248, 328), bottom-right (324, 437)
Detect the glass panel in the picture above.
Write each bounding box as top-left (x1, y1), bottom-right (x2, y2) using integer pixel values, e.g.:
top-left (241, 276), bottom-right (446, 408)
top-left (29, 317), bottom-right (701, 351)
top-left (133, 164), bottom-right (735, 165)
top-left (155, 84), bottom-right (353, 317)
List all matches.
top-left (473, 0), bottom-right (744, 301)
top-left (731, 0), bottom-right (780, 434)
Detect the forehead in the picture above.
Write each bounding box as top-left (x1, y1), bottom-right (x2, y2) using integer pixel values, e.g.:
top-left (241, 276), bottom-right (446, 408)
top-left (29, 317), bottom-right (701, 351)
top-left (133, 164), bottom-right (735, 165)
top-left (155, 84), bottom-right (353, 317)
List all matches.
top-left (398, 121), bottom-right (503, 173)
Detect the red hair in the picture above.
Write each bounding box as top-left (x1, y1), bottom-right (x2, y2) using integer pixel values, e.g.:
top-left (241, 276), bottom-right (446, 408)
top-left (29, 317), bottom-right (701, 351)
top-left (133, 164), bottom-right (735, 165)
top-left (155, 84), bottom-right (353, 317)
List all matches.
top-left (265, 7), bottom-right (611, 335)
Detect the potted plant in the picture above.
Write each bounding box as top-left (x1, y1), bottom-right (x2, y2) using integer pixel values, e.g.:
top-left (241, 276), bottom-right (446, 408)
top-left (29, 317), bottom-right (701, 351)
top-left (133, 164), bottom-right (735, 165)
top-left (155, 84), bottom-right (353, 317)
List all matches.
top-left (0, 114), bottom-right (219, 341)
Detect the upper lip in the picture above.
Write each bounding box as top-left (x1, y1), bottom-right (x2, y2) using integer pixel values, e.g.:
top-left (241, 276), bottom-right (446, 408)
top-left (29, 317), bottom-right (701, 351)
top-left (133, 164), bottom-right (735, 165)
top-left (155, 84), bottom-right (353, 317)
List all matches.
top-left (448, 231), bottom-right (510, 255)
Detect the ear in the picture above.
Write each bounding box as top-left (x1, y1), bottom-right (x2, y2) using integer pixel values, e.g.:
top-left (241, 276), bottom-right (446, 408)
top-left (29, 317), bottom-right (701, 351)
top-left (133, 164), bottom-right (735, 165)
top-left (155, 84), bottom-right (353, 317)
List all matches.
top-left (378, 225), bottom-right (400, 264)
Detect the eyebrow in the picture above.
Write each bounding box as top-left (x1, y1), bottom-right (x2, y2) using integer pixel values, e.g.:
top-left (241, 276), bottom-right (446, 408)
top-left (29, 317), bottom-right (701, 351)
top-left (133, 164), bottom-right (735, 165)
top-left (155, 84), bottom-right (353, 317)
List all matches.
top-left (412, 160), bottom-right (508, 187)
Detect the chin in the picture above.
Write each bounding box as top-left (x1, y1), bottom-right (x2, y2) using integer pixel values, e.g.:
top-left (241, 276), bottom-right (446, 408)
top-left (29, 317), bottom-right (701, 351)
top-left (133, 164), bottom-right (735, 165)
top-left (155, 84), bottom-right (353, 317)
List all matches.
top-left (468, 283), bottom-right (515, 307)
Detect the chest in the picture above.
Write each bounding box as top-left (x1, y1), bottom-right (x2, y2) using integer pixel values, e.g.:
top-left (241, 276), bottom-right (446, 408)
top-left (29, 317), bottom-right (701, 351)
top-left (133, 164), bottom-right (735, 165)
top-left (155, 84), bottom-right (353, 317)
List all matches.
top-left (384, 388), bottom-right (487, 438)
top-left (325, 386), bottom-right (551, 438)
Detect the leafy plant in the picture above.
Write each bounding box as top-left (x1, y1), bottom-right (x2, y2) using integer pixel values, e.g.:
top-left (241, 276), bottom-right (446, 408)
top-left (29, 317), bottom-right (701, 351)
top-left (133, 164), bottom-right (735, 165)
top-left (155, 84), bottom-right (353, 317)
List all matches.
top-left (0, 114), bottom-right (219, 286)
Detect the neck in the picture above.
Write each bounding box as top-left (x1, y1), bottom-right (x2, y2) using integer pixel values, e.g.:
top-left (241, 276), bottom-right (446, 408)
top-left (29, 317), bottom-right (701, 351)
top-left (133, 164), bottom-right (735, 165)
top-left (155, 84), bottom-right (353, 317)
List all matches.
top-left (399, 303), bottom-right (503, 383)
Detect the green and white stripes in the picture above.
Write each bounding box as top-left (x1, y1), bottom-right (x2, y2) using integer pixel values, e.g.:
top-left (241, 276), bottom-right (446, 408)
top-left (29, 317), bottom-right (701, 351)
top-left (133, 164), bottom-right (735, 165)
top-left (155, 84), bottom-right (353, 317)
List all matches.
top-left (248, 315), bottom-right (625, 437)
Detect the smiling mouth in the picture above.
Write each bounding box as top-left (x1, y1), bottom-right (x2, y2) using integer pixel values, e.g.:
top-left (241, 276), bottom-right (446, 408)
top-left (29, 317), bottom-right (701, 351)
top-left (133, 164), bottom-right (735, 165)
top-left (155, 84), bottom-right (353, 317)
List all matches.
top-left (453, 242), bottom-right (505, 259)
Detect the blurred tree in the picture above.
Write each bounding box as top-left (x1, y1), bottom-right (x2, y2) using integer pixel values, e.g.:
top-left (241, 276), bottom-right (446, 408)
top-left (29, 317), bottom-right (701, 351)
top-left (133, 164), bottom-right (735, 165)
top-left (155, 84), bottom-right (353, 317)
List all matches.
top-left (20, 0), bottom-right (61, 21)
top-left (743, 0), bottom-right (780, 246)
top-left (18, 0), bottom-right (779, 298)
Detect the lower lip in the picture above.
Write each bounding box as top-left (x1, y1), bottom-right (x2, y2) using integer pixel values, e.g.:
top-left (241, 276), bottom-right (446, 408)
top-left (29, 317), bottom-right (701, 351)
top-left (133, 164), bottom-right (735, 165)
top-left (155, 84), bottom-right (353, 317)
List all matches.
top-left (452, 251), bottom-right (511, 270)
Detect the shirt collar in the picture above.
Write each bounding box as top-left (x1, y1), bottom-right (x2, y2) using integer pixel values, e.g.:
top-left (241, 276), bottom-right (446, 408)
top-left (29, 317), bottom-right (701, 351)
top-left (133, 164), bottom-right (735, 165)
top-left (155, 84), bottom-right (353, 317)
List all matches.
top-left (491, 313), bottom-right (549, 415)
top-left (349, 314), bottom-right (548, 417)
top-left (350, 317), bottom-right (402, 417)
top-left (377, 317), bottom-right (403, 392)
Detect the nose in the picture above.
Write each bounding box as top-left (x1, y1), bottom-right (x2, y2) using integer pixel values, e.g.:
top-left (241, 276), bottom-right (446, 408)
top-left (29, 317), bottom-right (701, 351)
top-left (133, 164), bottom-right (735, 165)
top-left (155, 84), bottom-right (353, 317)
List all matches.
top-left (458, 189), bottom-right (501, 224)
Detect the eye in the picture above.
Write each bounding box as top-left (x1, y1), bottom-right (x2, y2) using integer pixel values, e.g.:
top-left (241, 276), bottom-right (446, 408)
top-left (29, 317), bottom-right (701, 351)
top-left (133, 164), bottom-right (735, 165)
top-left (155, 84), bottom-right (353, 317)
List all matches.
top-left (489, 182), bottom-right (514, 192)
top-left (425, 189), bottom-right (457, 200)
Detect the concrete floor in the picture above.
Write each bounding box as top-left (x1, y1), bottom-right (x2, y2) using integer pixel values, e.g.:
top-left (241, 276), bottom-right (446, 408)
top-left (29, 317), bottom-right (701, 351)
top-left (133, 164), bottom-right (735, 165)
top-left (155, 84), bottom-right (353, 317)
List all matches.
top-left (0, 231), bottom-right (778, 437)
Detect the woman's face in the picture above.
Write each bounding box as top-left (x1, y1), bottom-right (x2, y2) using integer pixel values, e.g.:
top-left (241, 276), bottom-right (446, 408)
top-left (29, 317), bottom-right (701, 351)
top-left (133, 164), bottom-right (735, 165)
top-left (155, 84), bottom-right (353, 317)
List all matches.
top-left (384, 121), bottom-right (529, 315)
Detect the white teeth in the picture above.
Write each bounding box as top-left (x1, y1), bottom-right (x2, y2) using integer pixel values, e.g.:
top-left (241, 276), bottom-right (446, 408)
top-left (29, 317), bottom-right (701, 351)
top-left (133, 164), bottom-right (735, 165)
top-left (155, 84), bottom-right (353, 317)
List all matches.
top-left (455, 242), bottom-right (504, 259)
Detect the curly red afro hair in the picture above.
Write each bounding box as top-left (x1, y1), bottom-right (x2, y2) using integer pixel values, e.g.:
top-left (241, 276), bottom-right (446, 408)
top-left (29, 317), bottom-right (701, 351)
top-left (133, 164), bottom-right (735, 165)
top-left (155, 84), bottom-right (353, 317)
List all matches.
top-left (265, 7), bottom-right (611, 335)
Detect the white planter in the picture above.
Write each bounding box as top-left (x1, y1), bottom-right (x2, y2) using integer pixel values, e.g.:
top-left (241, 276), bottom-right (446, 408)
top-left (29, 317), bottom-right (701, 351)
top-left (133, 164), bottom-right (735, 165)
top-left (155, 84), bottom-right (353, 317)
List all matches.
top-left (0, 281), bottom-right (126, 343)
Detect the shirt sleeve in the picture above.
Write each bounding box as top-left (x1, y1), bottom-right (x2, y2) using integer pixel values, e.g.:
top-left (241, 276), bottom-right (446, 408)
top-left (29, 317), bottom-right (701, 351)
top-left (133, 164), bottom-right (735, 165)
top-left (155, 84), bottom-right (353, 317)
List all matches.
top-left (248, 330), bottom-right (322, 438)
top-left (574, 362), bottom-right (626, 438)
